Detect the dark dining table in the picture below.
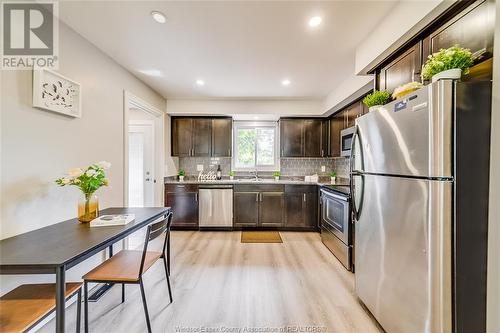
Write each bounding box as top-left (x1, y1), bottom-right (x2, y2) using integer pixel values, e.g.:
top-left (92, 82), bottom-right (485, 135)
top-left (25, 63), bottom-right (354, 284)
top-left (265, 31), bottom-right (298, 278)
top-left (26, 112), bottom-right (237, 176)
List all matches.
top-left (0, 207), bottom-right (171, 333)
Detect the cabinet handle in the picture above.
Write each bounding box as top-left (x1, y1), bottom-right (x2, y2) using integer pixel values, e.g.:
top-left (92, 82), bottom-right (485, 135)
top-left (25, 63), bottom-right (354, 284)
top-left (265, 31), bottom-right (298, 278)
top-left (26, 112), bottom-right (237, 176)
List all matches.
top-left (255, 193), bottom-right (259, 202)
top-left (228, 149), bottom-right (231, 156)
top-left (195, 193), bottom-right (198, 202)
top-left (321, 149), bottom-right (324, 157)
top-left (303, 193), bottom-right (306, 202)
top-left (260, 193), bottom-right (263, 202)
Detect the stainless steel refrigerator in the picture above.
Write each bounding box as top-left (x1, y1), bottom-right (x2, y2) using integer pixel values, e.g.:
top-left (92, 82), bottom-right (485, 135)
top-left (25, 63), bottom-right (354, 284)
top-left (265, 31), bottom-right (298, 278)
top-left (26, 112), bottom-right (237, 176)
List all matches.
top-left (351, 80), bottom-right (491, 333)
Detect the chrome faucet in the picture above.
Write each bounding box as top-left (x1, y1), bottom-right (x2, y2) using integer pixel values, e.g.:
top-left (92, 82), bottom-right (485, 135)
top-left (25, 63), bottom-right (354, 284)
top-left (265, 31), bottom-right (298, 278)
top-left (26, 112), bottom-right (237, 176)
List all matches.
top-left (253, 168), bottom-right (259, 181)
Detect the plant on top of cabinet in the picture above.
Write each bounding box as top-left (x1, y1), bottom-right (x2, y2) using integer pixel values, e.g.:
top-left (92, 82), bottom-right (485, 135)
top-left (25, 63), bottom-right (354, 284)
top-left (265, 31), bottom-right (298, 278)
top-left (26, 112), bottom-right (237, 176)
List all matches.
top-left (421, 45), bottom-right (474, 82)
top-left (392, 81), bottom-right (424, 100)
top-left (362, 90), bottom-right (391, 112)
top-left (229, 170), bottom-right (235, 180)
top-left (272, 171), bottom-right (281, 181)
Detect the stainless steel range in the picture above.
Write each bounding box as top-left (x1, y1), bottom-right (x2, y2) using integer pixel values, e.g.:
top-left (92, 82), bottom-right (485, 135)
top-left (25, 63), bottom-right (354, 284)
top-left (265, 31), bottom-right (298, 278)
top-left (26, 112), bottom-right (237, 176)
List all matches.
top-left (320, 185), bottom-right (352, 270)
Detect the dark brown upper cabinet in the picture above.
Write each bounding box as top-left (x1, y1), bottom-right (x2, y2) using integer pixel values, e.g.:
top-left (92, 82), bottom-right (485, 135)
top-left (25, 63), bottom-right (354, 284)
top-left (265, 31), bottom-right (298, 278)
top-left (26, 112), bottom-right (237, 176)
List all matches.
top-left (280, 118), bottom-right (328, 158)
top-left (329, 115), bottom-right (344, 158)
top-left (303, 119), bottom-right (323, 157)
top-left (192, 118), bottom-right (212, 157)
top-left (172, 117), bottom-right (232, 157)
top-left (280, 119), bottom-right (303, 157)
top-left (422, 0), bottom-right (495, 81)
top-left (422, 0), bottom-right (494, 64)
top-left (211, 118), bottom-right (232, 157)
top-left (378, 41), bottom-right (422, 93)
top-left (172, 118), bottom-right (193, 157)
top-left (375, 0), bottom-right (494, 89)
top-left (329, 100), bottom-right (368, 157)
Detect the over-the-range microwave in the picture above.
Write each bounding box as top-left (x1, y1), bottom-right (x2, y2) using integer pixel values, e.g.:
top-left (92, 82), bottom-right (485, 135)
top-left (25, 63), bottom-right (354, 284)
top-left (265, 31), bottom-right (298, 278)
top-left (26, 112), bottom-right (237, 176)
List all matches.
top-left (340, 126), bottom-right (355, 157)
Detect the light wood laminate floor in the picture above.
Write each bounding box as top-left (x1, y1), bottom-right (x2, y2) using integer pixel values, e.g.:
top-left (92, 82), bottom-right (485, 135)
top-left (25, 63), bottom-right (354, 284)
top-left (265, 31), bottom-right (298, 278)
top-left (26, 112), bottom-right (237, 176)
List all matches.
top-left (39, 231), bottom-right (382, 333)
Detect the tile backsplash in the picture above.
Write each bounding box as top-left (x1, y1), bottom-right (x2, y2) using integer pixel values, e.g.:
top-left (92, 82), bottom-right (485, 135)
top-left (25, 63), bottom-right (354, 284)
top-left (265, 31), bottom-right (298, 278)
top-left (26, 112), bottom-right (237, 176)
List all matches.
top-left (179, 156), bottom-right (350, 178)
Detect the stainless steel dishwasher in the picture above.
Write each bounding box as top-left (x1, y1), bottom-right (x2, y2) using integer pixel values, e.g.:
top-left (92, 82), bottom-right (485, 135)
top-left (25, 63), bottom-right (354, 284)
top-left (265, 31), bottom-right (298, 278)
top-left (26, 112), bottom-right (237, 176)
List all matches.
top-left (198, 184), bottom-right (233, 229)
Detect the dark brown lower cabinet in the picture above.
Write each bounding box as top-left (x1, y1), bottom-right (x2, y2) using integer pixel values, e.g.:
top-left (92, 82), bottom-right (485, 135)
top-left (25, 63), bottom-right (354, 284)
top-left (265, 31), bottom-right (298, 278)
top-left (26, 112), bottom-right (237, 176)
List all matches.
top-left (233, 185), bottom-right (284, 228)
top-left (165, 185), bottom-right (199, 229)
top-left (233, 192), bottom-right (259, 227)
top-left (259, 192), bottom-right (284, 227)
top-left (284, 185), bottom-right (318, 229)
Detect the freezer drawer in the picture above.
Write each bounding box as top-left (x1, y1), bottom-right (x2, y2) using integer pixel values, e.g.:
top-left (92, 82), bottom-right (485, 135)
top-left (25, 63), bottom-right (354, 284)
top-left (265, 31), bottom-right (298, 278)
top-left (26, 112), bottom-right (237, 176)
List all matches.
top-left (199, 188), bottom-right (233, 227)
top-left (354, 174), bottom-right (452, 333)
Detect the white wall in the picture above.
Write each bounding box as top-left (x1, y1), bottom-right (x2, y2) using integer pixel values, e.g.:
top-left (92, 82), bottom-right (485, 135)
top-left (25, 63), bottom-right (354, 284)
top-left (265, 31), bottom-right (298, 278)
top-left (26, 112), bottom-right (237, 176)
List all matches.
top-left (323, 74), bottom-right (373, 113)
top-left (0, 21), bottom-right (166, 293)
top-left (487, 2), bottom-right (500, 332)
top-left (355, 0), bottom-right (453, 75)
top-left (166, 99), bottom-right (323, 117)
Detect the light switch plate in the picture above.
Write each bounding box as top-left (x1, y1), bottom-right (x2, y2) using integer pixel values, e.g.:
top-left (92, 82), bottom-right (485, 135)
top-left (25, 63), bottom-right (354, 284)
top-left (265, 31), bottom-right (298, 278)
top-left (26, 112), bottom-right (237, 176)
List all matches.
top-left (321, 165), bottom-right (326, 172)
top-left (197, 164), bottom-right (204, 172)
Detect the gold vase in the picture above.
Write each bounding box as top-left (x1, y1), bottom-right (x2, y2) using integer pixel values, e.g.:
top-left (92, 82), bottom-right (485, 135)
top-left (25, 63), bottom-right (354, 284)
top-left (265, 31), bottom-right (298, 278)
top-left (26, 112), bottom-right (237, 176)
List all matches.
top-left (78, 194), bottom-right (99, 223)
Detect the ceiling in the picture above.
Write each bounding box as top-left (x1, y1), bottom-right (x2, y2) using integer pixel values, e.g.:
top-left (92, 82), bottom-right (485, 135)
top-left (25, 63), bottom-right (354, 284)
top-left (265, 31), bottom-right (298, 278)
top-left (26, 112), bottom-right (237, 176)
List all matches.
top-left (58, 1), bottom-right (397, 100)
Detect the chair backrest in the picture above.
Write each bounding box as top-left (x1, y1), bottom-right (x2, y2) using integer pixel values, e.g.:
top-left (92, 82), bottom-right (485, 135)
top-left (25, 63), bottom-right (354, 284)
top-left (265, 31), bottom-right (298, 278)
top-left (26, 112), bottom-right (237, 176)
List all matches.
top-left (138, 211), bottom-right (173, 276)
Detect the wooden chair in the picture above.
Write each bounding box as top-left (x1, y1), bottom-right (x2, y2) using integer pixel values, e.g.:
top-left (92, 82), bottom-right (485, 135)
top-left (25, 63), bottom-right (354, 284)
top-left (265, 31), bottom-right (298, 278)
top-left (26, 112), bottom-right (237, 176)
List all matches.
top-left (0, 283), bottom-right (82, 333)
top-left (82, 212), bottom-right (173, 333)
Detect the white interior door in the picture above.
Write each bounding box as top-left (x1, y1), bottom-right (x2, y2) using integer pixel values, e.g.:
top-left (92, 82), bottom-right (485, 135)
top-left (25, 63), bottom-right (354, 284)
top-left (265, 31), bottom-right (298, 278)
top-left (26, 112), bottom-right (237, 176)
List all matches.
top-left (128, 123), bottom-right (154, 207)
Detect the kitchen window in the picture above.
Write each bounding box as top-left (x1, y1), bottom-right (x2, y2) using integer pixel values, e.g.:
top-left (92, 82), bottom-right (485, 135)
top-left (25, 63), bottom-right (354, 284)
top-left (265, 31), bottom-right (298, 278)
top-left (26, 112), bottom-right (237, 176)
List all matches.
top-left (232, 121), bottom-right (279, 171)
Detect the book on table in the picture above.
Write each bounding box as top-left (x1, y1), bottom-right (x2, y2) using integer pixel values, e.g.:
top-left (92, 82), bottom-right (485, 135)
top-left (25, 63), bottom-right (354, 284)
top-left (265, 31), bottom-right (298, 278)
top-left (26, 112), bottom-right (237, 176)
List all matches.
top-left (90, 214), bottom-right (135, 227)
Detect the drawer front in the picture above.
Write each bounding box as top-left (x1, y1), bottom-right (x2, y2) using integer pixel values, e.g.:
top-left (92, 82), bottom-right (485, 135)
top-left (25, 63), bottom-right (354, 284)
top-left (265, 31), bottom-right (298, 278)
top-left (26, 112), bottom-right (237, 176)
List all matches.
top-left (284, 184), bottom-right (317, 193)
top-left (234, 184), bottom-right (284, 192)
top-left (165, 184), bottom-right (199, 193)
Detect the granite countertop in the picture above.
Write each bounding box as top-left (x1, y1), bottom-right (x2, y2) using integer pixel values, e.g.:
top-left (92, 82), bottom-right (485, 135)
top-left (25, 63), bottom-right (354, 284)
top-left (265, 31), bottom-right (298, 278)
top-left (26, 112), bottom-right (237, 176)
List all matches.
top-left (164, 176), bottom-right (351, 189)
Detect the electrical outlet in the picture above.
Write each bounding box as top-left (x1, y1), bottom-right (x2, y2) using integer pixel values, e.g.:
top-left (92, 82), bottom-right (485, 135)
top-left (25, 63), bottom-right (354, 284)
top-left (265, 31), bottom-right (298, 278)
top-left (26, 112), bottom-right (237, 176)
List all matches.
top-left (197, 164), bottom-right (204, 172)
top-left (321, 165), bottom-right (326, 172)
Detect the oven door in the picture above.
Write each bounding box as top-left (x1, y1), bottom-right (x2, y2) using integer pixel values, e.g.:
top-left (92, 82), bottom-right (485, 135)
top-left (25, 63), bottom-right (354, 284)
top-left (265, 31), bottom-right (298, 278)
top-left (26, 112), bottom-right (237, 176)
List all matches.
top-left (321, 189), bottom-right (350, 244)
top-left (340, 126), bottom-right (355, 157)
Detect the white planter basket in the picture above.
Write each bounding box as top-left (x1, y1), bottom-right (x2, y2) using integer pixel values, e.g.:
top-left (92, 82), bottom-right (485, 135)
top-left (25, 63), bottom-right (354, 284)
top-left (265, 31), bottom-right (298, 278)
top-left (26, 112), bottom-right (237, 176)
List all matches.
top-left (331, 177), bottom-right (336, 184)
top-left (369, 105), bottom-right (382, 112)
top-left (432, 68), bottom-right (462, 82)
top-left (179, 175), bottom-right (185, 182)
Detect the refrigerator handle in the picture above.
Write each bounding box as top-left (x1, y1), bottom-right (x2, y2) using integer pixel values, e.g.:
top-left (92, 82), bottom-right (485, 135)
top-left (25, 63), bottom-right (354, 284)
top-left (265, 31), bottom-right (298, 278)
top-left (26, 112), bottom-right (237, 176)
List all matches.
top-left (350, 173), bottom-right (365, 221)
top-left (349, 125), bottom-right (359, 175)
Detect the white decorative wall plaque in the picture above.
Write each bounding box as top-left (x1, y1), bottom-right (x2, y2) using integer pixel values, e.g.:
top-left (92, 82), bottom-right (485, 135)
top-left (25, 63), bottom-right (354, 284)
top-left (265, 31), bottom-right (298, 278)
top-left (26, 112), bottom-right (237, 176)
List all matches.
top-left (33, 68), bottom-right (81, 117)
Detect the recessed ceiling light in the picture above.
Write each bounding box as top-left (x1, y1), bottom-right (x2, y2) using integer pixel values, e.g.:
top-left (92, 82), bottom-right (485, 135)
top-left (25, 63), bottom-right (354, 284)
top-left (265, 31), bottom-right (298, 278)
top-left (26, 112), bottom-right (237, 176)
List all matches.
top-left (138, 69), bottom-right (162, 77)
top-left (281, 79), bottom-right (291, 86)
top-left (196, 79), bottom-right (205, 86)
top-left (151, 11), bottom-right (166, 24)
top-left (308, 16), bottom-right (322, 27)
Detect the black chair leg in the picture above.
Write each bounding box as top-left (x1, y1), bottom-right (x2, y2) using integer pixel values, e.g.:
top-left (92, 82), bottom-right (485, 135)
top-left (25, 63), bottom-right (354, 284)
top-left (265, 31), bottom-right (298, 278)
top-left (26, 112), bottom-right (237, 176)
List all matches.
top-left (139, 279), bottom-right (152, 333)
top-left (162, 257), bottom-right (173, 303)
top-left (76, 289), bottom-right (82, 333)
top-left (121, 283), bottom-right (125, 303)
top-left (167, 234), bottom-right (171, 276)
top-left (83, 282), bottom-right (89, 333)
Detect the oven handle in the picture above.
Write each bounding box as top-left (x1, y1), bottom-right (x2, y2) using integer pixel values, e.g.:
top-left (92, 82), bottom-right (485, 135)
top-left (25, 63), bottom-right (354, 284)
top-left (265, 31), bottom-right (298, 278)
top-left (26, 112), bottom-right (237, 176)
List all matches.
top-left (320, 189), bottom-right (348, 202)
